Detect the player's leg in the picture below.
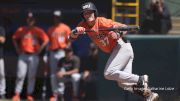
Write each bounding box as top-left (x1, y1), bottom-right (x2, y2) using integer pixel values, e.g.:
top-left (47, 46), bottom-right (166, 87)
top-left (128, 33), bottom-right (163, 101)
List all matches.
top-left (50, 50), bottom-right (65, 101)
top-left (0, 58), bottom-right (6, 98)
top-left (50, 76), bottom-right (66, 101)
top-left (27, 54), bottom-right (39, 100)
top-left (49, 75), bottom-right (65, 101)
top-left (104, 41), bottom-right (139, 83)
top-left (15, 54), bottom-right (28, 93)
top-left (49, 51), bottom-right (58, 94)
top-left (115, 43), bottom-right (159, 101)
top-left (13, 54), bottom-right (28, 101)
top-left (116, 56), bottom-right (135, 93)
top-left (116, 56), bottom-right (149, 96)
top-left (71, 73), bottom-right (81, 98)
top-left (104, 40), bottom-right (153, 96)
top-left (49, 50), bottom-right (65, 95)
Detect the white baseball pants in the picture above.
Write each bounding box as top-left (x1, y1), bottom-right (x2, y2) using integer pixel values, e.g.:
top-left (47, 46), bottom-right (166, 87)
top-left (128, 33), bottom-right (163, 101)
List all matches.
top-left (51, 72), bottom-right (81, 96)
top-left (49, 49), bottom-right (65, 94)
top-left (15, 53), bottom-right (39, 94)
top-left (104, 38), bottom-right (139, 92)
top-left (0, 59), bottom-right (5, 95)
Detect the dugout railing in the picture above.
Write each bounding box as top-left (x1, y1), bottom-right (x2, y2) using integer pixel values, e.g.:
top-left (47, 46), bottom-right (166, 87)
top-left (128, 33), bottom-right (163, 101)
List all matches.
top-left (112, 0), bottom-right (140, 26)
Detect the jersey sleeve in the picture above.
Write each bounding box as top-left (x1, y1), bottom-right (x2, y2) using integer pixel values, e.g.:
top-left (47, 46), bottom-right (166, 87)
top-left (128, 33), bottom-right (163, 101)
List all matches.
top-left (12, 27), bottom-right (24, 39)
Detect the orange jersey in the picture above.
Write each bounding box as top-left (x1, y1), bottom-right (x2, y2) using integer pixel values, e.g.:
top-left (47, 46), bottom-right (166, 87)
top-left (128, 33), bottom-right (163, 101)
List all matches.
top-left (12, 26), bottom-right (49, 53)
top-left (47, 23), bottom-right (71, 50)
top-left (78, 17), bottom-right (125, 53)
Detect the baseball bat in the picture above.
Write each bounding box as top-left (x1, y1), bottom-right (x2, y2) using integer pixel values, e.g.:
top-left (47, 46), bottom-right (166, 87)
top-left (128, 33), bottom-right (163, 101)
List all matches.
top-left (85, 26), bottom-right (140, 32)
top-left (72, 26), bottom-right (140, 34)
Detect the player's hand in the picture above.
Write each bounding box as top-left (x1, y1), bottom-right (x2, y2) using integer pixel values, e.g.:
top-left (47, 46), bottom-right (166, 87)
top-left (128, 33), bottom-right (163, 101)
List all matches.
top-left (72, 27), bottom-right (86, 35)
top-left (56, 71), bottom-right (66, 78)
top-left (83, 71), bottom-right (90, 80)
top-left (0, 37), bottom-right (5, 43)
top-left (119, 24), bottom-right (128, 35)
top-left (113, 24), bottom-right (128, 35)
top-left (108, 31), bottom-right (120, 39)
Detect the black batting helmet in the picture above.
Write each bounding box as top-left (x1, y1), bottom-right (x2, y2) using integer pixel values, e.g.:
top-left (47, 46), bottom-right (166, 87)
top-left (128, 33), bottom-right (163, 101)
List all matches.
top-left (81, 2), bottom-right (98, 20)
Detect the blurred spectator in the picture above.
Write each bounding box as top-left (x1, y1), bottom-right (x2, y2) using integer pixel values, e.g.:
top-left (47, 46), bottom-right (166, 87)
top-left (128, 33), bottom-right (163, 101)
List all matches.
top-left (46, 10), bottom-right (71, 101)
top-left (53, 47), bottom-right (81, 101)
top-left (0, 25), bottom-right (6, 99)
top-left (141, 0), bottom-right (172, 34)
top-left (12, 12), bottom-right (49, 101)
top-left (79, 42), bottom-right (98, 101)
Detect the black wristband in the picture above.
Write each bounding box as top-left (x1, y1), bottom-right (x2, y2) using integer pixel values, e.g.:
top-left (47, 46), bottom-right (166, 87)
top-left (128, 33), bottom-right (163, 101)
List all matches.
top-left (72, 29), bottom-right (77, 35)
top-left (116, 32), bottom-right (121, 38)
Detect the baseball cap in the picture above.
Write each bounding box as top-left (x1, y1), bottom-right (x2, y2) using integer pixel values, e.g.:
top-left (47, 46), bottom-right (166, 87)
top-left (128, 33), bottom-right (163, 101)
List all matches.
top-left (28, 12), bottom-right (33, 17)
top-left (26, 12), bottom-right (35, 22)
top-left (54, 10), bottom-right (61, 16)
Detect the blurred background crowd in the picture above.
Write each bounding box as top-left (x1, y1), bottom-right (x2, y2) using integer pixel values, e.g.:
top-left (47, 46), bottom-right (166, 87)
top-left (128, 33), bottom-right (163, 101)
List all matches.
top-left (0, 0), bottom-right (180, 101)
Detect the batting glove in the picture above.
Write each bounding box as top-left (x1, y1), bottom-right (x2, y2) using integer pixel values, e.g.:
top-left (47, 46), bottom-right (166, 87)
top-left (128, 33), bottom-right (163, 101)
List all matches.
top-left (72, 27), bottom-right (86, 35)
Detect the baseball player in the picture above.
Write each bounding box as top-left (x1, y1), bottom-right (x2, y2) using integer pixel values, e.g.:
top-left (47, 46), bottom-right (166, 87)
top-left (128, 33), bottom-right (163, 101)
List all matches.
top-left (70, 2), bottom-right (159, 101)
top-left (12, 13), bottom-right (49, 101)
top-left (47, 10), bottom-right (71, 101)
top-left (0, 26), bottom-right (6, 99)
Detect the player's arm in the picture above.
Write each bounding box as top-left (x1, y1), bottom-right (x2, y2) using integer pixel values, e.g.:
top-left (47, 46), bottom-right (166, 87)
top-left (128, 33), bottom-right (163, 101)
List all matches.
top-left (112, 21), bottom-right (128, 34)
top-left (12, 28), bottom-right (23, 54)
top-left (0, 27), bottom-right (5, 44)
top-left (64, 56), bottom-right (80, 76)
top-left (69, 27), bottom-right (86, 40)
top-left (39, 40), bottom-right (49, 54)
top-left (65, 68), bottom-right (79, 76)
top-left (69, 29), bottom-right (79, 40)
top-left (0, 36), bottom-right (5, 44)
top-left (12, 38), bottom-right (22, 54)
top-left (65, 26), bottom-right (72, 48)
top-left (37, 28), bottom-right (49, 54)
top-left (108, 23), bottom-right (128, 39)
top-left (99, 17), bottom-right (127, 39)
